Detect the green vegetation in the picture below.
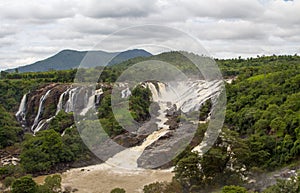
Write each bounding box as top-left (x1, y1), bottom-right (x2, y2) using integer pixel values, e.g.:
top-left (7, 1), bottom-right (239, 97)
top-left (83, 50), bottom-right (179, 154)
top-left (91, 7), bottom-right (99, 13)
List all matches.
top-left (225, 58), bottom-right (300, 169)
top-left (48, 111), bottom-right (74, 133)
top-left (221, 185), bottom-right (248, 193)
top-left (0, 105), bottom-right (22, 148)
top-left (20, 127), bottom-right (90, 173)
top-left (98, 94), bottom-right (125, 137)
top-left (263, 175), bottom-right (300, 193)
top-left (20, 130), bottom-right (67, 173)
top-left (0, 53), bottom-right (300, 192)
top-left (129, 85), bottom-right (152, 122)
top-left (10, 175), bottom-right (63, 193)
top-left (141, 54), bottom-right (300, 193)
top-left (110, 187), bottom-right (126, 193)
top-left (97, 84), bottom-right (152, 137)
top-left (11, 175), bottom-right (37, 193)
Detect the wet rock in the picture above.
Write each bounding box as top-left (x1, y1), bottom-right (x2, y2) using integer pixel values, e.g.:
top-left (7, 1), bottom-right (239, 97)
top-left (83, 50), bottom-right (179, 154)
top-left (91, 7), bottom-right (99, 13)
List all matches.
top-left (25, 83), bottom-right (69, 128)
top-left (137, 122), bottom-right (196, 169)
top-left (166, 104), bottom-right (177, 116)
top-left (113, 132), bottom-right (144, 148)
top-left (165, 118), bottom-right (178, 130)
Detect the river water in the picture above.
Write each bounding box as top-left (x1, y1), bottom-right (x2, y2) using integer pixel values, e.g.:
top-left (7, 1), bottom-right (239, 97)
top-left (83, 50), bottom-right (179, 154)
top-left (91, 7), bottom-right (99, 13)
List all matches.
top-left (60, 164), bottom-right (173, 193)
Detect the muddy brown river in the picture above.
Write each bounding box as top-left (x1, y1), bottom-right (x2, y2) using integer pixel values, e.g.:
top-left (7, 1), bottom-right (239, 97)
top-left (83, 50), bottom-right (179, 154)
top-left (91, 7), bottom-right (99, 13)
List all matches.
top-left (34, 164), bottom-right (173, 193)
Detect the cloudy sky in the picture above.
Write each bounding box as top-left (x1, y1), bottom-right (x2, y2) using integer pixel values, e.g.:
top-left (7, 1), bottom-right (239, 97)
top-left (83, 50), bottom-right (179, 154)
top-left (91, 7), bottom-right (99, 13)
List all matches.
top-left (0, 0), bottom-right (299, 70)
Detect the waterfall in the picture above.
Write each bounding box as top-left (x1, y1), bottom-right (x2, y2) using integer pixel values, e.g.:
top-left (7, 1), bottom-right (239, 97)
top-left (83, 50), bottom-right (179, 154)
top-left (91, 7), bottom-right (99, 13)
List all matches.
top-left (65, 88), bottom-right (78, 113)
top-left (121, 88), bottom-right (131, 98)
top-left (34, 117), bottom-right (54, 134)
top-left (106, 102), bottom-right (170, 169)
top-left (135, 102), bottom-right (169, 151)
top-left (178, 80), bottom-right (221, 113)
top-left (145, 82), bottom-right (159, 101)
top-left (157, 82), bottom-right (166, 96)
top-left (31, 89), bottom-right (52, 131)
top-left (15, 93), bottom-right (27, 122)
top-left (84, 91), bottom-right (89, 107)
top-left (95, 88), bottom-right (103, 104)
top-left (80, 94), bottom-right (95, 115)
top-left (56, 89), bottom-right (69, 115)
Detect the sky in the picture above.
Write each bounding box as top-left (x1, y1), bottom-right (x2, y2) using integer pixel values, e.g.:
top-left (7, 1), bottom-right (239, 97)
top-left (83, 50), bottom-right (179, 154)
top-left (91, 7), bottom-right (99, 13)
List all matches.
top-left (0, 0), bottom-right (299, 70)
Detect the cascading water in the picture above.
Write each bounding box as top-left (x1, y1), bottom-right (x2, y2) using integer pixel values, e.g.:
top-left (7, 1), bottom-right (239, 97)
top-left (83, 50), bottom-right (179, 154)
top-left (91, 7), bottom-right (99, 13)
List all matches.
top-left (65, 87), bottom-right (79, 113)
top-left (80, 93), bottom-right (95, 115)
top-left (144, 82), bottom-right (159, 101)
top-left (33, 117), bottom-right (55, 134)
top-left (16, 79), bottom-right (222, 164)
top-left (83, 91), bottom-right (89, 107)
top-left (31, 89), bottom-right (52, 131)
top-left (106, 97), bottom-right (170, 169)
top-left (15, 93), bottom-right (27, 123)
top-left (121, 88), bottom-right (131, 98)
top-left (95, 88), bottom-right (103, 104)
top-left (106, 80), bottom-right (223, 169)
top-left (58, 77), bottom-right (225, 192)
top-left (56, 88), bottom-right (70, 115)
top-left (16, 85), bottom-right (106, 133)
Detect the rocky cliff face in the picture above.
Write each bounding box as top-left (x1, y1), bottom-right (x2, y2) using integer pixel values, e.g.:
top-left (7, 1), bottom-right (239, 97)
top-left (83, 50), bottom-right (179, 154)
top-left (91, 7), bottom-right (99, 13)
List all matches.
top-left (25, 84), bottom-right (68, 128)
top-left (16, 83), bottom-right (108, 134)
top-left (15, 80), bottom-right (223, 169)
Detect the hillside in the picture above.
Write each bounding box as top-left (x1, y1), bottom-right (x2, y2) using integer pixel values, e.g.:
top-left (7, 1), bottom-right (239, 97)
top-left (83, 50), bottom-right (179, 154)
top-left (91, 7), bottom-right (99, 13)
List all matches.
top-left (0, 53), bottom-right (299, 193)
top-left (6, 49), bottom-right (152, 73)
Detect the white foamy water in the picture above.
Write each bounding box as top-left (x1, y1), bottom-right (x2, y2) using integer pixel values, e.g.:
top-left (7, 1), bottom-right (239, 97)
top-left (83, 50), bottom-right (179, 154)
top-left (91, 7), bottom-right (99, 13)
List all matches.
top-left (121, 87), bottom-right (132, 98)
top-left (65, 87), bottom-right (79, 113)
top-left (80, 94), bottom-right (95, 115)
top-left (34, 79), bottom-right (224, 193)
top-left (34, 116), bottom-right (54, 134)
top-left (103, 80), bottom-right (222, 169)
top-left (56, 88), bottom-right (70, 115)
top-left (15, 93), bottom-right (27, 122)
top-left (106, 97), bottom-right (170, 169)
top-left (31, 89), bottom-right (52, 131)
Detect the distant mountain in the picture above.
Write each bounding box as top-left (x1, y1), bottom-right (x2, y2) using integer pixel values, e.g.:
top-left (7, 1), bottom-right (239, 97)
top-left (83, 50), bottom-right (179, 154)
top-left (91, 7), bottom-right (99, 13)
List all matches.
top-left (6, 49), bottom-right (152, 73)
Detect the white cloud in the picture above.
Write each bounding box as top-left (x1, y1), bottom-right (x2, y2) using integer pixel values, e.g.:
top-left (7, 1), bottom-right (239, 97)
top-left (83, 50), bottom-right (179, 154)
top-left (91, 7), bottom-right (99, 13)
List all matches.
top-left (0, 0), bottom-right (76, 22)
top-left (79, 0), bottom-right (158, 18)
top-left (0, 0), bottom-right (299, 70)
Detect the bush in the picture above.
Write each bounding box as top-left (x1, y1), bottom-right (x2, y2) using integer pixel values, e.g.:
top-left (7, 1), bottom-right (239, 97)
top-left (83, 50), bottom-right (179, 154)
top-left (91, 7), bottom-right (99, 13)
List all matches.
top-left (3, 176), bottom-right (15, 188)
top-left (11, 175), bottom-right (37, 193)
top-left (222, 185), bottom-right (248, 193)
top-left (111, 187), bottom-right (126, 193)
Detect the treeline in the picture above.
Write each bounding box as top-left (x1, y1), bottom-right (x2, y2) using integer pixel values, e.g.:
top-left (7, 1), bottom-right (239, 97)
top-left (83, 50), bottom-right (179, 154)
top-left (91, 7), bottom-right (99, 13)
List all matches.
top-left (2, 54), bottom-right (299, 83)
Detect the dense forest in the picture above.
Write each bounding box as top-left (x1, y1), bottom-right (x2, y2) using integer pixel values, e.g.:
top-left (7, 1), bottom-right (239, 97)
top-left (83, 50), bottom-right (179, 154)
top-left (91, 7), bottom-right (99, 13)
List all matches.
top-left (0, 53), bottom-right (299, 193)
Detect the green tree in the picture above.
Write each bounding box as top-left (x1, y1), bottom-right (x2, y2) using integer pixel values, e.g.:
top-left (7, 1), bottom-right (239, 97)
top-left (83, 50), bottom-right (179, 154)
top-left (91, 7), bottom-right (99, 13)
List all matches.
top-left (174, 152), bottom-right (203, 191)
top-left (263, 176), bottom-right (300, 193)
top-left (143, 182), bottom-right (166, 193)
top-left (20, 130), bottom-right (64, 173)
top-left (222, 185), bottom-right (248, 193)
top-left (11, 176), bottom-right (38, 193)
top-left (3, 176), bottom-right (16, 188)
top-left (35, 174), bottom-right (62, 193)
top-left (110, 187), bottom-right (126, 193)
top-left (0, 105), bottom-right (22, 148)
top-left (129, 85), bottom-right (151, 122)
top-left (44, 175), bottom-right (62, 192)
